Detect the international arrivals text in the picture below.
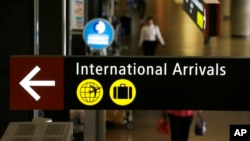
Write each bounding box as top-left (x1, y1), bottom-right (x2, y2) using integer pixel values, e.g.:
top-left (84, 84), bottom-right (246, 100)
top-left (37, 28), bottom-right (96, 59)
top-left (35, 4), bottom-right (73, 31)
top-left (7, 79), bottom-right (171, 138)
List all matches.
top-left (76, 62), bottom-right (226, 76)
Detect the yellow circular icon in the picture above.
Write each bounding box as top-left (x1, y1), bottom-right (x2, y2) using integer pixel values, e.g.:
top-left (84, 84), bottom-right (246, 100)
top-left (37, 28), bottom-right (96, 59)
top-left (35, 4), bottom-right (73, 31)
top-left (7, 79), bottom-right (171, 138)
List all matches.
top-left (76, 79), bottom-right (103, 106)
top-left (109, 79), bottom-right (136, 106)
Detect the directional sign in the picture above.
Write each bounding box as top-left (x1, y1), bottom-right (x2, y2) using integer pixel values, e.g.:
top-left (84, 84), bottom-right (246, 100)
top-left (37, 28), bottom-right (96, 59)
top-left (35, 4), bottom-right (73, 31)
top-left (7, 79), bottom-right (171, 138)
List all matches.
top-left (10, 56), bottom-right (250, 110)
top-left (183, 0), bottom-right (220, 36)
top-left (19, 66), bottom-right (55, 101)
top-left (10, 56), bottom-right (64, 110)
top-left (83, 18), bottom-right (115, 50)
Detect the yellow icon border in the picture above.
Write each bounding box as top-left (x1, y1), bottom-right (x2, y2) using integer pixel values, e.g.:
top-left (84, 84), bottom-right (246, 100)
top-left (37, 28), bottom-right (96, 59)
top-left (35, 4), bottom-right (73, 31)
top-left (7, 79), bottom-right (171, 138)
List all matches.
top-left (109, 79), bottom-right (136, 106)
top-left (76, 79), bottom-right (103, 106)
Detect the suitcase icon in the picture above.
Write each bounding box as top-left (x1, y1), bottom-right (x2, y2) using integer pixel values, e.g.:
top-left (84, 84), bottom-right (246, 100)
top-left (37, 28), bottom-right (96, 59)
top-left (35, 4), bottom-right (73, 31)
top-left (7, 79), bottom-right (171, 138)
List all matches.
top-left (113, 84), bottom-right (132, 99)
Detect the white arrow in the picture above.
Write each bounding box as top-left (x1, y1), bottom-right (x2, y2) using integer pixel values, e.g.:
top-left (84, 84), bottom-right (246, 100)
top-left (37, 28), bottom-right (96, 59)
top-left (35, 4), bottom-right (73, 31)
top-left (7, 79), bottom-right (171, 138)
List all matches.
top-left (19, 65), bottom-right (55, 101)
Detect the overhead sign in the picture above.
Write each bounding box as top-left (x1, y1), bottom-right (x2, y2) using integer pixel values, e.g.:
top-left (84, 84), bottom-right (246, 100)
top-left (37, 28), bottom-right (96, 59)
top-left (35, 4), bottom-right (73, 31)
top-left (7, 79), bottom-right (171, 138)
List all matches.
top-left (10, 56), bottom-right (250, 110)
top-left (183, 0), bottom-right (220, 36)
top-left (82, 18), bottom-right (115, 50)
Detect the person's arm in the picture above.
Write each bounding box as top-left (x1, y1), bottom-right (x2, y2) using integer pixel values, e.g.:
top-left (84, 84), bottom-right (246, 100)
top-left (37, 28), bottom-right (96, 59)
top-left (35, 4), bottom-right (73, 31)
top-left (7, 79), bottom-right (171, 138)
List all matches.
top-left (156, 26), bottom-right (165, 46)
top-left (139, 26), bottom-right (144, 47)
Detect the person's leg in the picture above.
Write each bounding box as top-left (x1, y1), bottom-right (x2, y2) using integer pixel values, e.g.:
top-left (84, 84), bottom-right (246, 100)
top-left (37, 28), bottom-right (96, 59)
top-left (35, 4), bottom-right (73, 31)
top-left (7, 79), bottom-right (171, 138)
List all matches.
top-left (180, 116), bottom-right (193, 141)
top-left (142, 41), bottom-right (150, 56)
top-left (149, 41), bottom-right (157, 56)
top-left (168, 114), bottom-right (182, 141)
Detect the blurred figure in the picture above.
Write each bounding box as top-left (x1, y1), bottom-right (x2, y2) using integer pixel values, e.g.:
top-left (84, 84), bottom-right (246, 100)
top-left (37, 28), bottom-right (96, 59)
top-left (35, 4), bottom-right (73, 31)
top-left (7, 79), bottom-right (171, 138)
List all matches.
top-left (120, 14), bottom-right (132, 35)
top-left (139, 16), bottom-right (165, 56)
top-left (70, 110), bottom-right (85, 141)
top-left (127, 0), bottom-right (134, 10)
top-left (166, 110), bottom-right (202, 141)
top-left (137, 0), bottom-right (147, 22)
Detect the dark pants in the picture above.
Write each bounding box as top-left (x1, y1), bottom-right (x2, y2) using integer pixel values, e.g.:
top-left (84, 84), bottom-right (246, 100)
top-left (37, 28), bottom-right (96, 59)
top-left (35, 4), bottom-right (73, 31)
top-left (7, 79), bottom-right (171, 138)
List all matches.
top-left (168, 114), bottom-right (193, 141)
top-left (142, 40), bottom-right (157, 56)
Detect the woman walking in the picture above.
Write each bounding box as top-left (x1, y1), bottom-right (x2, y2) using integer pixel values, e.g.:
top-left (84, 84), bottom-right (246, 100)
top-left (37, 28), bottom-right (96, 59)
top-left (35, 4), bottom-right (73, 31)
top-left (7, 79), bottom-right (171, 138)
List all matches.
top-left (139, 16), bottom-right (165, 56)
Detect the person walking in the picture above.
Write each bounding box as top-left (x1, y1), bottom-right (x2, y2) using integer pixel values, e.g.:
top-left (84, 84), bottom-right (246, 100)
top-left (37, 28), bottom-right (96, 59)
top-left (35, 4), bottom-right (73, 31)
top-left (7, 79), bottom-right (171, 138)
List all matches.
top-left (137, 0), bottom-right (147, 22)
top-left (139, 16), bottom-right (165, 56)
top-left (166, 110), bottom-right (202, 141)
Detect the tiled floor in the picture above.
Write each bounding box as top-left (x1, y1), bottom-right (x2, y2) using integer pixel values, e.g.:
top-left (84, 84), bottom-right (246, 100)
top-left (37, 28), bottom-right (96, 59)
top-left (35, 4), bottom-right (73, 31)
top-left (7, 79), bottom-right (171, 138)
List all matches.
top-left (106, 0), bottom-right (250, 141)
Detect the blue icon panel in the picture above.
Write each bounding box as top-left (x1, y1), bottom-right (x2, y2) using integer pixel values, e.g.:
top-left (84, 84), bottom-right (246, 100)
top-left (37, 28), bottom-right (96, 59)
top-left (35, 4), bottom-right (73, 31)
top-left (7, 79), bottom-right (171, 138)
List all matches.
top-left (83, 18), bottom-right (115, 50)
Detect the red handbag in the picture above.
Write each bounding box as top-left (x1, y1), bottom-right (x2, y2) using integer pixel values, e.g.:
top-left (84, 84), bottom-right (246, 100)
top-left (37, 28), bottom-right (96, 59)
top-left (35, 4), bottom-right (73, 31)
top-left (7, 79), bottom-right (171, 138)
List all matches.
top-left (156, 112), bottom-right (170, 135)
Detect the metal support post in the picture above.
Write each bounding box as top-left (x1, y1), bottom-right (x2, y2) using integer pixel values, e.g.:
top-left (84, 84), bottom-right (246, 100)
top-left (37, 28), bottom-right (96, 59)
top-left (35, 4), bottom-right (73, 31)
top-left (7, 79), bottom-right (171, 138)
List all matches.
top-left (33, 0), bottom-right (40, 119)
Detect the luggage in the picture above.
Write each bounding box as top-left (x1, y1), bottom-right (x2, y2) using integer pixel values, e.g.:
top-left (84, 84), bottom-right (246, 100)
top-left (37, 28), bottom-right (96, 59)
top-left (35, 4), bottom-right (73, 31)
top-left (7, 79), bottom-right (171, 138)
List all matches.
top-left (156, 111), bottom-right (170, 135)
top-left (113, 84), bottom-right (132, 99)
top-left (195, 115), bottom-right (206, 136)
top-left (157, 117), bottom-right (170, 135)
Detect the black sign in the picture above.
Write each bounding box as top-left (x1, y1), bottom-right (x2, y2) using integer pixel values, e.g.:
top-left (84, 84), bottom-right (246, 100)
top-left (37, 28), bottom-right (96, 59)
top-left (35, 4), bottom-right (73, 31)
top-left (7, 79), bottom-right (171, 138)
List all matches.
top-left (10, 56), bottom-right (250, 110)
top-left (183, 0), bottom-right (220, 36)
top-left (64, 56), bottom-right (250, 110)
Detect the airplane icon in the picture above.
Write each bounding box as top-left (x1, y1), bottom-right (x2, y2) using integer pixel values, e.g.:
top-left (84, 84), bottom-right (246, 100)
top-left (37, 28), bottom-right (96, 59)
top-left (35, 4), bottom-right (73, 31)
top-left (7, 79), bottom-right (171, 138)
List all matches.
top-left (89, 85), bottom-right (101, 97)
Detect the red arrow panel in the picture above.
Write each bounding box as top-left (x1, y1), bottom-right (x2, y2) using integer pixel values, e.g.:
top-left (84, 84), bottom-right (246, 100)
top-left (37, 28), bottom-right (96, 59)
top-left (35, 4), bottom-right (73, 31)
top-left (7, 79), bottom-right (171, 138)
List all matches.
top-left (10, 56), bottom-right (64, 110)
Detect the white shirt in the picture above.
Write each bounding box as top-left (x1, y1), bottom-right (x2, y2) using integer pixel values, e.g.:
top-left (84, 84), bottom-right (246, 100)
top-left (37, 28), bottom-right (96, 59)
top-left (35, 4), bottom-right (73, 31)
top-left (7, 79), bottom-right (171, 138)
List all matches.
top-left (139, 24), bottom-right (165, 46)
